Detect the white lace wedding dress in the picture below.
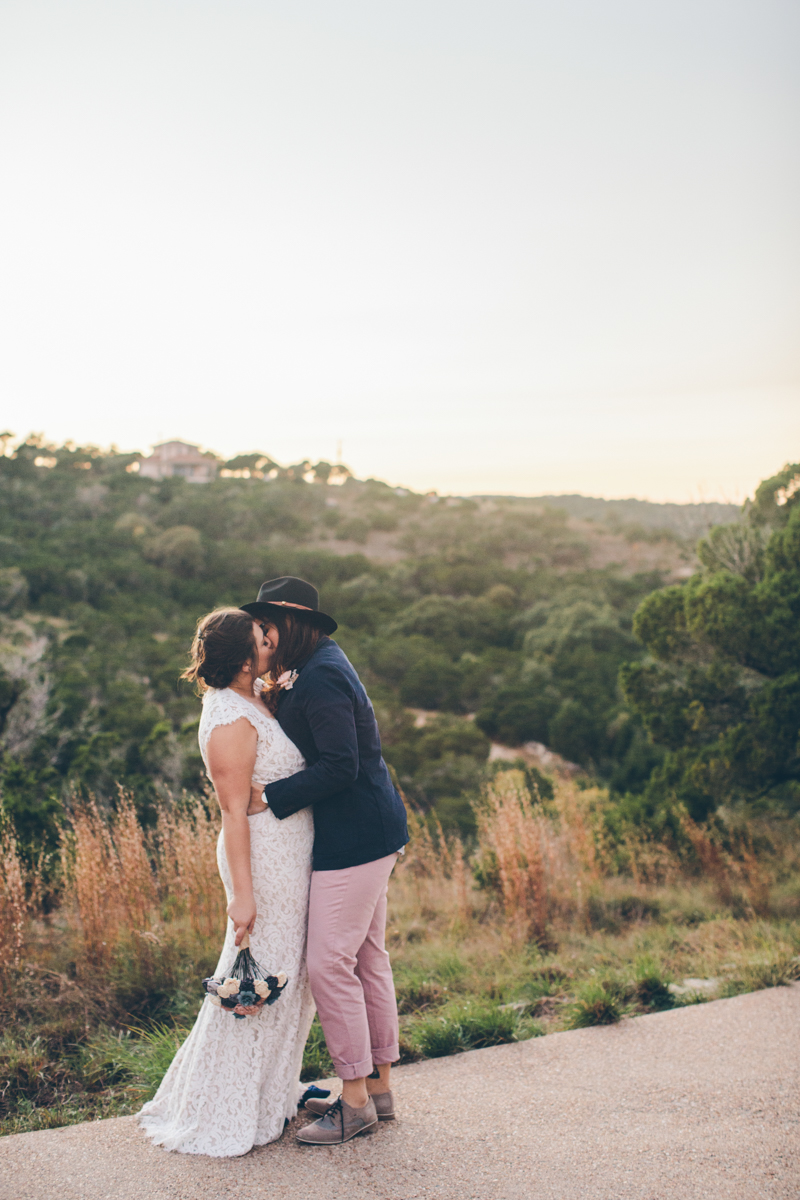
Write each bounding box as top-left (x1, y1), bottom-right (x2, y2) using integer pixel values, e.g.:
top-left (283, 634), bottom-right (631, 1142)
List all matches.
top-left (138, 684), bottom-right (315, 1156)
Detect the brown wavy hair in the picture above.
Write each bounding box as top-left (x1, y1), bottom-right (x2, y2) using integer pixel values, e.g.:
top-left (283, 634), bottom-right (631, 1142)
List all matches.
top-left (181, 608), bottom-right (261, 692)
top-left (260, 610), bottom-right (323, 713)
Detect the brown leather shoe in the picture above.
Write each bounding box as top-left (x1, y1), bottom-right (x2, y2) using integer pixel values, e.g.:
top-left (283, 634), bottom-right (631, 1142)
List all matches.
top-left (305, 1090), bottom-right (395, 1121)
top-left (296, 1096), bottom-right (378, 1144)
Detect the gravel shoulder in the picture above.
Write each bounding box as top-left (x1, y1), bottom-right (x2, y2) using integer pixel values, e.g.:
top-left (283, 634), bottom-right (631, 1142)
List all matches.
top-left (2, 985), bottom-right (798, 1200)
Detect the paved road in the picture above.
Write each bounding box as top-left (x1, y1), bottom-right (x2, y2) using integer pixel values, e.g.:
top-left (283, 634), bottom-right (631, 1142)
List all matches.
top-left (2, 985), bottom-right (798, 1200)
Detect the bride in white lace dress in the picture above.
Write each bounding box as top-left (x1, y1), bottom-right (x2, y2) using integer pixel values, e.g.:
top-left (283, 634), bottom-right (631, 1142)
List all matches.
top-left (139, 608), bottom-right (315, 1157)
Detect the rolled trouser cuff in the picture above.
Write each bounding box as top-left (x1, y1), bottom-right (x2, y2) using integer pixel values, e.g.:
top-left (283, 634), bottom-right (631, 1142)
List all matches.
top-left (370, 1042), bottom-right (399, 1065)
top-left (332, 1055), bottom-right (375, 1081)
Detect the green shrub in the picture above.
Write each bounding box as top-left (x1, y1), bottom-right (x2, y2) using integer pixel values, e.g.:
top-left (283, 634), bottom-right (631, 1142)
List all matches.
top-left (0, 1023), bottom-right (187, 1133)
top-left (396, 977), bottom-right (446, 1014)
top-left (564, 982), bottom-right (623, 1029)
top-left (633, 960), bottom-right (674, 1011)
top-left (411, 1002), bottom-right (526, 1058)
top-left (103, 1024), bottom-right (187, 1097)
top-left (587, 893), bottom-right (662, 932)
top-left (529, 965), bottom-right (571, 991)
top-left (746, 955), bottom-right (800, 989)
top-left (300, 1016), bottom-right (335, 1081)
top-left (414, 1017), bottom-right (464, 1058)
top-left (458, 1004), bottom-right (520, 1048)
top-left (0, 1096), bottom-right (123, 1136)
top-left (336, 517), bottom-right (370, 543)
top-left (722, 955), bottom-right (800, 997)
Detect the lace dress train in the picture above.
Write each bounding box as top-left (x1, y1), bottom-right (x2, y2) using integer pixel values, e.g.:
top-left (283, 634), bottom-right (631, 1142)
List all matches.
top-left (138, 686), bottom-right (315, 1156)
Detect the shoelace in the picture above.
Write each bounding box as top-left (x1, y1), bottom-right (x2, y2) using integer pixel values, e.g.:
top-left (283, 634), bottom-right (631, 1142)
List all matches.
top-left (326, 1095), bottom-right (346, 1143)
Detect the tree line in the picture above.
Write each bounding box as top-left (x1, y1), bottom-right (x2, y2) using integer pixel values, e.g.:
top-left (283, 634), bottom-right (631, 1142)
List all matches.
top-left (0, 435), bottom-right (796, 849)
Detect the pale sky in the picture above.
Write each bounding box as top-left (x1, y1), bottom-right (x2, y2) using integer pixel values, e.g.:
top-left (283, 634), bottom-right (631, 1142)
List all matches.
top-left (1, 0), bottom-right (798, 501)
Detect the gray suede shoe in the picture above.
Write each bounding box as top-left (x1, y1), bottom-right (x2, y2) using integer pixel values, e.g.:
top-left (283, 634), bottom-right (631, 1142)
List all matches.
top-left (296, 1096), bottom-right (378, 1144)
top-left (305, 1090), bottom-right (395, 1121)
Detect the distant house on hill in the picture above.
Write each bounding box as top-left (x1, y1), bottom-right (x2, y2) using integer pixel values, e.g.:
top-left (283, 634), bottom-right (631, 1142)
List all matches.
top-left (138, 441), bottom-right (218, 483)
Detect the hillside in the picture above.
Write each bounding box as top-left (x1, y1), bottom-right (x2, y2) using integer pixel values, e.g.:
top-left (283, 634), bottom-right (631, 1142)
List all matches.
top-left (508, 493), bottom-right (740, 537)
top-left (300, 487), bottom-right (705, 578)
top-left (0, 436), bottom-right (791, 850)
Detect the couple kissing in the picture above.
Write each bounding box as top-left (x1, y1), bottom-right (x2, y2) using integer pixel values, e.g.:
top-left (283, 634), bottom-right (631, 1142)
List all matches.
top-left (139, 576), bottom-right (409, 1155)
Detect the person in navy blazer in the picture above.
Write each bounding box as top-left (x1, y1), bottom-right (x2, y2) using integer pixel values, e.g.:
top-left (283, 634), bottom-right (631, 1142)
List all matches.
top-left (259, 635), bottom-right (408, 871)
top-left (241, 577), bottom-right (408, 1144)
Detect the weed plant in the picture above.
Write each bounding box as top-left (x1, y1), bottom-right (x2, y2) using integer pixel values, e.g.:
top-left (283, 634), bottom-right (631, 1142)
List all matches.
top-left (564, 982), bottom-right (624, 1029)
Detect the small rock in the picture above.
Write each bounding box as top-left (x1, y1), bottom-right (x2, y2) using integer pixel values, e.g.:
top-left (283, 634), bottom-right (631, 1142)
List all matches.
top-left (668, 978), bottom-right (719, 995)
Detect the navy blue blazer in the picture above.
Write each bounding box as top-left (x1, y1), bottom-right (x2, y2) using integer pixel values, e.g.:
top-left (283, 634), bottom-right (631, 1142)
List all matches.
top-left (264, 637), bottom-right (409, 871)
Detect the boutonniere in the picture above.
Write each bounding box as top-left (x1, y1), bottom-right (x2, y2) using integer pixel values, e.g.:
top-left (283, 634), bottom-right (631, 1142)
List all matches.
top-left (276, 669), bottom-right (298, 691)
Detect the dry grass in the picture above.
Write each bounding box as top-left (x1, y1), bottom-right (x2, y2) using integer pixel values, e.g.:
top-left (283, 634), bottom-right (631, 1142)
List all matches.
top-left (678, 812), bottom-right (774, 916)
top-left (472, 770), bottom-right (608, 942)
top-left (1, 770), bottom-right (798, 1135)
top-left (156, 797), bottom-right (224, 941)
top-left (63, 794), bottom-right (157, 970)
top-left (3, 772), bottom-right (797, 1006)
top-left (56, 791), bottom-right (226, 984)
top-left (0, 820), bottom-right (27, 972)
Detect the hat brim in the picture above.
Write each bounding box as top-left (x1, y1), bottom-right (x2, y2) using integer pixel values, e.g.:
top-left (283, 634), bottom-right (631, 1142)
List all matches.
top-left (239, 601), bottom-right (338, 635)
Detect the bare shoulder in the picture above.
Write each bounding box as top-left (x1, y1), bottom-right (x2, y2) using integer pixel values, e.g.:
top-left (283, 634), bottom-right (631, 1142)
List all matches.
top-left (206, 717), bottom-right (258, 770)
top-left (206, 715), bottom-right (258, 743)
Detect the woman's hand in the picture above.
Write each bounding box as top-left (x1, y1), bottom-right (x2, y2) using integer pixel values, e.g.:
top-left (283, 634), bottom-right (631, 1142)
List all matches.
top-left (227, 894), bottom-right (256, 945)
top-left (250, 784), bottom-right (267, 811)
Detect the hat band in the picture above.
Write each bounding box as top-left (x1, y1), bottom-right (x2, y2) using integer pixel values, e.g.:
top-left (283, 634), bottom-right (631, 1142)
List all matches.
top-left (267, 601), bottom-right (314, 612)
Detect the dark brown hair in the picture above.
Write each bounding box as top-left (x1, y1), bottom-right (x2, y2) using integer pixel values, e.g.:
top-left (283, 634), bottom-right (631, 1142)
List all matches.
top-left (181, 607), bottom-right (260, 692)
top-left (260, 610), bottom-right (322, 713)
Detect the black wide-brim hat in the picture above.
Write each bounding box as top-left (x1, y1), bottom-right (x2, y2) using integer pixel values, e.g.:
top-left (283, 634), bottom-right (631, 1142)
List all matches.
top-left (240, 576), bottom-right (338, 635)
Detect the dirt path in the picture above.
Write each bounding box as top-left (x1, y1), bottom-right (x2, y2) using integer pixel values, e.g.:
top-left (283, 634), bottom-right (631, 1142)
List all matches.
top-left (2, 985), bottom-right (798, 1200)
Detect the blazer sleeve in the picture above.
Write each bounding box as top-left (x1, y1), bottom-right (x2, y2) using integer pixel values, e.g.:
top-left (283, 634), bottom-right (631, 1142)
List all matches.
top-left (264, 663), bottom-right (359, 819)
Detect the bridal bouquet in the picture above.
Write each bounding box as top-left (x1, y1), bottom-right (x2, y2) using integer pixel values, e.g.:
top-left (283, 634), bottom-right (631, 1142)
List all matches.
top-left (203, 934), bottom-right (288, 1019)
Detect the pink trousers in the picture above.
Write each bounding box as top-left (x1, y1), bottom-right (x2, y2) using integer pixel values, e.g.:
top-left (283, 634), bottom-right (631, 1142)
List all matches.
top-left (306, 852), bottom-right (400, 1080)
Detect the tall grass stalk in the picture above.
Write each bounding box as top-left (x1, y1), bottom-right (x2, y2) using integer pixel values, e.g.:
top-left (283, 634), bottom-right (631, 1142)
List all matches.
top-left (156, 797), bottom-right (226, 940)
top-left (474, 770), bottom-right (605, 942)
top-left (679, 812), bottom-right (773, 916)
top-left (0, 821), bottom-right (27, 970)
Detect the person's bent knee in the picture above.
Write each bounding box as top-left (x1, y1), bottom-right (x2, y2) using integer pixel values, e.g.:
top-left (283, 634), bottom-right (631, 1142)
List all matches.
top-left (354, 950), bottom-right (392, 978)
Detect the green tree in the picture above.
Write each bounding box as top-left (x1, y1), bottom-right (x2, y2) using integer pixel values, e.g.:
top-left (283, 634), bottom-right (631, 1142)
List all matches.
top-left (476, 598), bottom-right (647, 772)
top-left (621, 464), bottom-right (800, 818)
